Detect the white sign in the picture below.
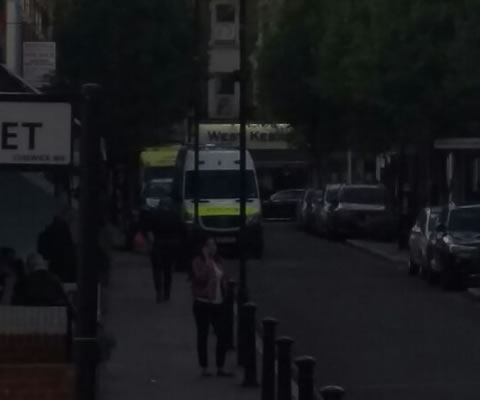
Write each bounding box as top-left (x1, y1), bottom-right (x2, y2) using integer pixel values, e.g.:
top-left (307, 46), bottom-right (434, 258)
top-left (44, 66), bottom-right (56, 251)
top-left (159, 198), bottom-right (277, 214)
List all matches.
top-left (0, 102), bottom-right (72, 165)
top-left (198, 123), bottom-right (294, 150)
top-left (23, 42), bottom-right (56, 89)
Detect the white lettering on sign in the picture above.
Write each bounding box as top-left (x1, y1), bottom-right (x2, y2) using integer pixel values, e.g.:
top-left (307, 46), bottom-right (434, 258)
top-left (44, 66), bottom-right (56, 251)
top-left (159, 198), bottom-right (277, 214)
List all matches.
top-left (0, 102), bottom-right (72, 166)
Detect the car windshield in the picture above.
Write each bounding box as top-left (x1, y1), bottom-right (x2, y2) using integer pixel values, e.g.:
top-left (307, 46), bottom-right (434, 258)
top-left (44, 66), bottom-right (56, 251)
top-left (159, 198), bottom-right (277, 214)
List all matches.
top-left (144, 180), bottom-right (173, 198)
top-left (185, 170), bottom-right (257, 199)
top-left (272, 190), bottom-right (304, 201)
top-left (448, 208), bottom-right (480, 232)
top-left (339, 187), bottom-right (386, 205)
top-left (325, 187), bottom-right (339, 202)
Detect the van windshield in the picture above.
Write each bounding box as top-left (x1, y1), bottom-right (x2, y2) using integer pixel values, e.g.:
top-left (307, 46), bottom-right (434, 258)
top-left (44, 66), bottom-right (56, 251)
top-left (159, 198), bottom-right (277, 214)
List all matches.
top-left (185, 170), bottom-right (258, 199)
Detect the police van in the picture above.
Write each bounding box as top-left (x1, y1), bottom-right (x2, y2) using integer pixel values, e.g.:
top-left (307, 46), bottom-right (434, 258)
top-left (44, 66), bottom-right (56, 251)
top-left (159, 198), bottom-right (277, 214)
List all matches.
top-left (173, 144), bottom-right (264, 258)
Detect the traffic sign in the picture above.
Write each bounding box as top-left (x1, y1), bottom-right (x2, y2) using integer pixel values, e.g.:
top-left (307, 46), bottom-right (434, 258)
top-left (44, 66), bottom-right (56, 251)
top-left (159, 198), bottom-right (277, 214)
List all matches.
top-left (0, 98), bottom-right (72, 167)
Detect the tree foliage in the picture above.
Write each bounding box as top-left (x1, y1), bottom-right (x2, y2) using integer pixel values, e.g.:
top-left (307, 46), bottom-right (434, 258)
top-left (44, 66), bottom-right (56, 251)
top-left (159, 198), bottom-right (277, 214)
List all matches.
top-left (258, 0), bottom-right (480, 155)
top-left (52, 0), bottom-right (195, 161)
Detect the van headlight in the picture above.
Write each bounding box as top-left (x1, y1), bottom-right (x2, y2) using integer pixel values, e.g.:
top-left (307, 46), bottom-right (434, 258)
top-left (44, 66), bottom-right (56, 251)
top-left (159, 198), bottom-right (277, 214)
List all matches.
top-left (247, 213), bottom-right (262, 225)
top-left (184, 210), bottom-right (194, 224)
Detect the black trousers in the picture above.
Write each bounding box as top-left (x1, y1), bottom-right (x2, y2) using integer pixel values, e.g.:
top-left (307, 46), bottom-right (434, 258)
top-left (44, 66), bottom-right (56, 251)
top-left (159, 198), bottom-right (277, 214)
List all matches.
top-left (193, 300), bottom-right (228, 369)
top-left (150, 242), bottom-right (176, 300)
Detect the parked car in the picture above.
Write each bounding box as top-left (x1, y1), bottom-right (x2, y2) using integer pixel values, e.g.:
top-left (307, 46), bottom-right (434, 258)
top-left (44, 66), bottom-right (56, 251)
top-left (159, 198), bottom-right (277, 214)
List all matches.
top-left (327, 184), bottom-right (393, 240)
top-left (408, 207), bottom-right (440, 277)
top-left (296, 188), bottom-right (324, 231)
top-left (313, 184), bottom-right (342, 237)
top-left (262, 189), bottom-right (305, 220)
top-left (432, 203), bottom-right (480, 290)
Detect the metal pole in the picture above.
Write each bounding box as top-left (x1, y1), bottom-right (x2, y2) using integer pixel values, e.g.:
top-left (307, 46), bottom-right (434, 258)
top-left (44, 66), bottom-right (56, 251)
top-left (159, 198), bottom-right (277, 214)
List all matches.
top-left (75, 83), bottom-right (102, 400)
top-left (238, 0), bottom-right (248, 306)
top-left (262, 318), bottom-right (278, 400)
top-left (193, 0), bottom-right (201, 228)
top-left (242, 302), bottom-right (259, 387)
top-left (237, 0), bottom-right (249, 366)
top-left (225, 280), bottom-right (236, 350)
top-left (295, 356), bottom-right (316, 400)
top-left (319, 386), bottom-right (345, 400)
top-left (276, 337), bottom-right (294, 400)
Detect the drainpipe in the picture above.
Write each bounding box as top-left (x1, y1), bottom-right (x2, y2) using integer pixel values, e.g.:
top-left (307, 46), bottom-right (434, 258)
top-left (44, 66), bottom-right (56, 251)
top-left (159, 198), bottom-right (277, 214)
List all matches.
top-left (6, 0), bottom-right (22, 75)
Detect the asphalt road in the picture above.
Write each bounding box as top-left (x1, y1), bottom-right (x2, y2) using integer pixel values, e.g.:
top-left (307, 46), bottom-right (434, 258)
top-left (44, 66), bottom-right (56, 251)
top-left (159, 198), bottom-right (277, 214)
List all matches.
top-left (230, 222), bottom-right (480, 400)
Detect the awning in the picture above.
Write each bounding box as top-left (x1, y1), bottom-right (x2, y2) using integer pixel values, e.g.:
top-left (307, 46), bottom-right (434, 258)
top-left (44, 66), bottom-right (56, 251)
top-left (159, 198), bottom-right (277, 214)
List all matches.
top-left (434, 138), bottom-right (480, 151)
top-left (0, 64), bottom-right (39, 93)
top-left (250, 149), bottom-right (312, 168)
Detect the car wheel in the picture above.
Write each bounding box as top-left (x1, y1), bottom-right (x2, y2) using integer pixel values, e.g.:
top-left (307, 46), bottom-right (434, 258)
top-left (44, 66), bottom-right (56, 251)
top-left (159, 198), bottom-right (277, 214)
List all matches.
top-left (408, 257), bottom-right (419, 276)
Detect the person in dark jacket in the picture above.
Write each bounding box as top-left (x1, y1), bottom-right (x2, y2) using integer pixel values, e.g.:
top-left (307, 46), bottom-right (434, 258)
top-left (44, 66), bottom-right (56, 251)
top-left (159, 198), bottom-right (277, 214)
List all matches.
top-left (0, 247), bottom-right (19, 304)
top-left (142, 199), bottom-right (186, 303)
top-left (37, 209), bottom-right (77, 283)
top-left (18, 253), bottom-right (72, 309)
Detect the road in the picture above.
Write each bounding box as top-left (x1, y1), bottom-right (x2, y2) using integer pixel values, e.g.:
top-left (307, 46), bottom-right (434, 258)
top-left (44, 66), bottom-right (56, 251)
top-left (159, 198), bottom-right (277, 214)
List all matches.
top-left (0, 172), bottom-right (62, 256)
top-left (230, 222), bottom-right (480, 400)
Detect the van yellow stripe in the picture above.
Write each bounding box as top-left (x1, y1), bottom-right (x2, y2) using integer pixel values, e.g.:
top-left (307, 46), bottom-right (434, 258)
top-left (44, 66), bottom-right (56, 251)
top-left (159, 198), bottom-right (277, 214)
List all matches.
top-left (186, 205), bottom-right (258, 217)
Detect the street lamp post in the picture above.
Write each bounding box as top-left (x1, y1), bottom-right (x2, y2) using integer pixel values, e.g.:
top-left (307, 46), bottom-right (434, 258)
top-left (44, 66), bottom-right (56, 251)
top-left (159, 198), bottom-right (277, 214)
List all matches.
top-left (193, 0), bottom-right (201, 228)
top-left (238, 0), bottom-right (248, 306)
top-left (76, 83), bottom-right (102, 400)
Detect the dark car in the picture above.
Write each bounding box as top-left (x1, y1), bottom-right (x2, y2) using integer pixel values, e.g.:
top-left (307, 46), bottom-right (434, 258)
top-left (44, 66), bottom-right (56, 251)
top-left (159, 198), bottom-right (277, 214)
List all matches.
top-left (313, 184), bottom-right (342, 237)
top-left (296, 188), bottom-right (323, 231)
top-left (432, 204), bottom-right (480, 290)
top-left (262, 189), bottom-right (305, 220)
top-left (408, 207), bottom-right (440, 278)
top-left (327, 184), bottom-right (393, 239)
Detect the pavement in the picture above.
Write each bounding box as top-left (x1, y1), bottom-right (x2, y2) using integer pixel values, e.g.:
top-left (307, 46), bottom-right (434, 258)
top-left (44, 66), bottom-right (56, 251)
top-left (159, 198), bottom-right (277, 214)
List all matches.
top-left (99, 250), bottom-right (259, 400)
top-left (346, 239), bottom-right (409, 264)
top-left (242, 222), bottom-right (480, 400)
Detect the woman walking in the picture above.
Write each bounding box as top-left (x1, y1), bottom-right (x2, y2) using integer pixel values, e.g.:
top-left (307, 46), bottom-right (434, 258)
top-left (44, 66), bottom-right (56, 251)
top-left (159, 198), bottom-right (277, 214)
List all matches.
top-left (191, 234), bottom-right (232, 377)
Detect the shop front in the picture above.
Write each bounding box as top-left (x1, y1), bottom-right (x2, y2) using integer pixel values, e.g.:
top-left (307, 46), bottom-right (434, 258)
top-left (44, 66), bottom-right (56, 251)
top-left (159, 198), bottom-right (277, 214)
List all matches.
top-left (197, 123), bottom-right (312, 199)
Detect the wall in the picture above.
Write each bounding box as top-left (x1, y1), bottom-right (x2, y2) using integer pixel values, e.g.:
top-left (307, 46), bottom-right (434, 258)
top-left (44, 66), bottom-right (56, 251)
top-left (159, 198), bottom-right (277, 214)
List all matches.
top-left (0, 365), bottom-right (74, 400)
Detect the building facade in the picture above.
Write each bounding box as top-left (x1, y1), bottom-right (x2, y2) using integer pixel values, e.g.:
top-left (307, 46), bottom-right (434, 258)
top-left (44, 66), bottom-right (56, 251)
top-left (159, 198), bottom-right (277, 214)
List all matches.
top-left (195, 0), bottom-right (311, 197)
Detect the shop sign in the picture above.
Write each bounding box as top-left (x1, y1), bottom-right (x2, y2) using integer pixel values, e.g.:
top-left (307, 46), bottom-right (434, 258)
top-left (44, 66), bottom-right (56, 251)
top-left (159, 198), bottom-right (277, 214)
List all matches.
top-left (198, 123), bottom-right (293, 150)
top-left (0, 101), bottom-right (71, 166)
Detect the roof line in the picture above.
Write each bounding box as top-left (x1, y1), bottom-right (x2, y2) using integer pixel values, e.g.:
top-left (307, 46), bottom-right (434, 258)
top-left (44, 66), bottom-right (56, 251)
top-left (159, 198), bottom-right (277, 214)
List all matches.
top-left (0, 64), bottom-right (42, 94)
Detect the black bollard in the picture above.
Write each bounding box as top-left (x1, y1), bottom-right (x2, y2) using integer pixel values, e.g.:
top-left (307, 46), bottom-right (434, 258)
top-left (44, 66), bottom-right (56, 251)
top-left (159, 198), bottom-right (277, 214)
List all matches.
top-left (225, 280), bottom-right (236, 350)
top-left (262, 318), bottom-right (278, 400)
top-left (237, 300), bottom-right (247, 366)
top-left (276, 337), bottom-right (294, 400)
top-left (320, 386), bottom-right (345, 400)
top-left (295, 356), bottom-right (316, 400)
top-left (242, 302), bottom-right (259, 387)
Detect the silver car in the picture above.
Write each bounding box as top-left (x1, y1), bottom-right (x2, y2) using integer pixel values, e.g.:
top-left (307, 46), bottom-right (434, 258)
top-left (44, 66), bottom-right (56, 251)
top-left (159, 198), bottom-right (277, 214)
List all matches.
top-left (408, 207), bottom-right (440, 277)
top-left (296, 189), bottom-right (324, 232)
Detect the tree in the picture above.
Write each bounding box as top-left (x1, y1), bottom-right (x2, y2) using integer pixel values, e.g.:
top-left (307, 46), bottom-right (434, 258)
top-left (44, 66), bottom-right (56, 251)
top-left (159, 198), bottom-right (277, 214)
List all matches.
top-left (257, 0), bottom-right (480, 155)
top-left (52, 0), bottom-right (195, 163)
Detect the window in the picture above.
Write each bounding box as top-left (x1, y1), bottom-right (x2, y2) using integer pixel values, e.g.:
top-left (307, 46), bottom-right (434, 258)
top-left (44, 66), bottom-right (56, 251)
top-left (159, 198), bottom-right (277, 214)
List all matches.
top-left (216, 4), bottom-right (235, 23)
top-left (338, 187), bottom-right (386, 205)
top-left (448, 207), bottom-right (480, 232)
top-left (271, 190), bottom-right (305, 201)
top-left (216, 73), bottom-right (235, 95)
top-left (185, 170), bottom-right (258, 199)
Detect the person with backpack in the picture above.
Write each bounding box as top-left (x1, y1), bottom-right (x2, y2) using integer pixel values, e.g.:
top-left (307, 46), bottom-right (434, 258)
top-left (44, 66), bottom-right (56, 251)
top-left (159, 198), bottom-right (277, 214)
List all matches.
top-left (37, 209), bottom-right (77, 283)
top-left (141, 198), bottom-right (186, 303)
